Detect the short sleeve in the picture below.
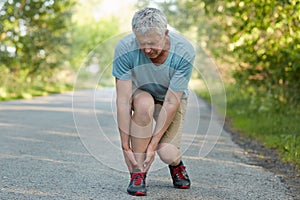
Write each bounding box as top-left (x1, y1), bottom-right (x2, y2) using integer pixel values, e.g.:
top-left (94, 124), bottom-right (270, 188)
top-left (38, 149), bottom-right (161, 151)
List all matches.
top-left (112, 40), bottom-right (132, 80)
top-left (169, 57), bottom-right (194, 92)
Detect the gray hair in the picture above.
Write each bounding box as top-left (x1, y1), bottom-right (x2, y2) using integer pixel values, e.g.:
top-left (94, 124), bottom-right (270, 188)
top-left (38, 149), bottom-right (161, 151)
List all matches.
top-left (132, 7), bottom-right (168, 36)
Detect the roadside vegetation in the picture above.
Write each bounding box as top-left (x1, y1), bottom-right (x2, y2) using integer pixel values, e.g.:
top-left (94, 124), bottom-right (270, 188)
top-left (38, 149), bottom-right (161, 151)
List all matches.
top-left (225, 86), bottom-right (299, 167)
top-left (0, 0), bottom-right (119, 100)
top-left (198, 86), bottom-right (299, 169)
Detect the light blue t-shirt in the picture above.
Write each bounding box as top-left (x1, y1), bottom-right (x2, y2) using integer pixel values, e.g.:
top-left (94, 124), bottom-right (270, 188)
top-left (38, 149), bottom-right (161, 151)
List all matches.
top-left (112, 31), bottom-right (195, 101)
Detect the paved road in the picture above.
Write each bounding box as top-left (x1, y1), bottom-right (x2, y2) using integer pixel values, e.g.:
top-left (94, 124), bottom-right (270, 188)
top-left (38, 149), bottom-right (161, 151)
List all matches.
top-left (0, 89), bottom-right (294, 199)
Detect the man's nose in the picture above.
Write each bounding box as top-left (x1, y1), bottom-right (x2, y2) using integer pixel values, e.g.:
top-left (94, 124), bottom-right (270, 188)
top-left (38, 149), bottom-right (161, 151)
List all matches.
top-left (144, 48), bottom-right (151, 53)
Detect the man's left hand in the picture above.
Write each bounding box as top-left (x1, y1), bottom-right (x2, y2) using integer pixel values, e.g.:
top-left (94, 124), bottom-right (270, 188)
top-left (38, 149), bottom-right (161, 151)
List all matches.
top-left (143, 144), bottom-right (156, 172)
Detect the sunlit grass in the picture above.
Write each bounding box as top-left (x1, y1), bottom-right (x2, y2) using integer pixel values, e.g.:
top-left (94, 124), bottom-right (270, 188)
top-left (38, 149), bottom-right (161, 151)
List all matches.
top-left (0, 83), bottom-right (74, 101)
top-left (196, 85), bottom-right (300, 169)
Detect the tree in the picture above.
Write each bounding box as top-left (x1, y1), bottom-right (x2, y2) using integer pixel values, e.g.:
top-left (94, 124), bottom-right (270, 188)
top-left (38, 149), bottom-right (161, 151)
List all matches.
top-left (208, 0), bottom-right (300, 106)
top-left (70, 0), bottom-right (121, 88)
top-left (0, 0), bottom-right (75, 98)
top-left (0, 0), bottom-right (75, 73)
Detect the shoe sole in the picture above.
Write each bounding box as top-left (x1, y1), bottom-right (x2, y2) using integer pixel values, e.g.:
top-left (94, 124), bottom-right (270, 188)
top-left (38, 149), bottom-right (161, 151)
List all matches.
top-left (175, 185), bottom-right (190, 189)
top-left (128, 191), bottom-right (147, 196)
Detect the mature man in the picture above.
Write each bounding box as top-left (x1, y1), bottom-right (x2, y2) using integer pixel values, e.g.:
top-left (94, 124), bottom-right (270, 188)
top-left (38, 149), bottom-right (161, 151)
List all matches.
top-left (112, 7), bottom-right (195, 196)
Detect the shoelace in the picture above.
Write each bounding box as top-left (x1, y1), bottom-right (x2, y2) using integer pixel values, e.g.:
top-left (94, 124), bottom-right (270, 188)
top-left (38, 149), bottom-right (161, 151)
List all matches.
top-left (173, 166), bottom-right (187, 179)
top-left (131, 172), bottom-right (145, 185)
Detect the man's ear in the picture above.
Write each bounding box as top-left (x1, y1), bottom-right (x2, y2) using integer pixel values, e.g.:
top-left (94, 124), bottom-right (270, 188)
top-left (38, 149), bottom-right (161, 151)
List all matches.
top-left (165, 29), bottom-right (169, 36)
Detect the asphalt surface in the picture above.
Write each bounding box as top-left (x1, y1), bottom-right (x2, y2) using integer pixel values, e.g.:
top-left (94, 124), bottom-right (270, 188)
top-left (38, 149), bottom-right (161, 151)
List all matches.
top-left (0, 89), bottom-right (295, 199)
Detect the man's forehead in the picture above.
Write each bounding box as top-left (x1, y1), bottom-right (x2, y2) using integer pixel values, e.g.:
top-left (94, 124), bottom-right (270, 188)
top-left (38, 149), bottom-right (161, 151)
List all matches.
top-left (135, 31), bottom-right (163, 41)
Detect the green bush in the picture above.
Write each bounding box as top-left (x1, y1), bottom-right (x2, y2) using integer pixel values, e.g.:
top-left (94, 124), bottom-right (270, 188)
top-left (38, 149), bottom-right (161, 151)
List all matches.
top-left (219, 86), bottom-right (299, 167)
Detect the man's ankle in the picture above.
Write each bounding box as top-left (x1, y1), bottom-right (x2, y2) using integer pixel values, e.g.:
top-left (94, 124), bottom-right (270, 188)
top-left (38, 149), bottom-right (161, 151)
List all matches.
top-left (169, 160), bottom-right (183, 167)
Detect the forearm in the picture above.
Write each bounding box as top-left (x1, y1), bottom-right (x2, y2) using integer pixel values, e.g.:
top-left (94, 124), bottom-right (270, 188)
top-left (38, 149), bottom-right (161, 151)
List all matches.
top-left (117, 100), bottom-right (138, 172)
top-left (117, 102), bottom-right (132, 150)
top-left (150, 102), bottom-right (178, 148)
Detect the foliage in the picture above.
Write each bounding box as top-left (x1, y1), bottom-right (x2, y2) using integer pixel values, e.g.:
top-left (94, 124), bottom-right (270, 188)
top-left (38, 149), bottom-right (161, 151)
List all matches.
top-left (204, 0), bottom-right (300, 106)
top-left (0, 0), bottom-right (75, 99)
top-left (196, 85), bottom-right (300, 168)
top-left (0, 0), bottom-right (121, 99)
top-left (72, 0), bottom-right (119, 84)
top-left (70, 0), bottom-right (120, 88)
top-left (70, 0), bottom-right (119, 69)
top-left (225, 86), bottom-right (299, 168)
top-left (0, 0), bottom-right (75, 76)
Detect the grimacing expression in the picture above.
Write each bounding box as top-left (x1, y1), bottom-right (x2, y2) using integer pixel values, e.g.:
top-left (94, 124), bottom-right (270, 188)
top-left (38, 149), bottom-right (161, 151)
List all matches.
top-left (135, 31), bottom-right (166, 59)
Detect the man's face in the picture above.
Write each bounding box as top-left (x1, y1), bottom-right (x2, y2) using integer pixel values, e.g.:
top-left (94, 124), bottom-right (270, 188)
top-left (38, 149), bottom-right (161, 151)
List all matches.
top-left (135, 30), bottom-right (167, 59)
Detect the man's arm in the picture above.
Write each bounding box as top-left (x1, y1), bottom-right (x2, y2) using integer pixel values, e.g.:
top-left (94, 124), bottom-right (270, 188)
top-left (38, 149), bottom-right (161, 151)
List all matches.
top-left (143, 88), bottom-right (182, 171)
top-left (115, 78), bottom-right (139, 172)
top-left (115, 78), bottom-right (132, 151)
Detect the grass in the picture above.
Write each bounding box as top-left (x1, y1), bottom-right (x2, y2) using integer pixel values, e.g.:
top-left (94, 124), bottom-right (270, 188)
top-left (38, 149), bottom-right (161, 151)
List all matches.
top-left (0, 82), bottom-right (73, 101)
top-left (196, 85), bottom-right (300, 170)
top-left (0, 68), bottom-right (75, 101)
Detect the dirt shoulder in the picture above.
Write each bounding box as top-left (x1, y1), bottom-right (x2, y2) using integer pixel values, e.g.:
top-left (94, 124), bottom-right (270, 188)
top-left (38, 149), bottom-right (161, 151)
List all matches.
top-left (225, 119), bottom-right (300, 199)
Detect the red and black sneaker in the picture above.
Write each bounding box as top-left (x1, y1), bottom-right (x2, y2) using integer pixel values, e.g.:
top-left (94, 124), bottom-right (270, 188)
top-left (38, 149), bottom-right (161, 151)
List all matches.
top-left (169, 161), bottom-right (191, 189)
top-left (127, 169), bottom-right (147, 196)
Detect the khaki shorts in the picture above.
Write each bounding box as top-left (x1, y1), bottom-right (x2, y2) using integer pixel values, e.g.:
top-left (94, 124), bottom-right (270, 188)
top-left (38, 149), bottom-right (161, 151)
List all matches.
top-left (153, 98), bottom-right (187, 149)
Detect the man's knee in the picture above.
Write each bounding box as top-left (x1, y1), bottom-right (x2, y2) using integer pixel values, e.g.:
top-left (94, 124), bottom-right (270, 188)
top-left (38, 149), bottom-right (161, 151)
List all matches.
top-left (132, 91), bottom-right (155, 125)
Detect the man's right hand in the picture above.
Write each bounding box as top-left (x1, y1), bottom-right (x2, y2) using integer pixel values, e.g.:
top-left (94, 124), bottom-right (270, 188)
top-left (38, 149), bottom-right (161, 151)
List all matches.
top-left (122, 148), bottom-right (138, 172)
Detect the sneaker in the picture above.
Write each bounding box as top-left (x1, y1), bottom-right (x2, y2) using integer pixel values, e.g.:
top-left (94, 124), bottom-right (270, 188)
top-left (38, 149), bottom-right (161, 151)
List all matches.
top-left (169, 161), bottom-right (191, 189)
top-left (127, 169), bottom-right (147, 196)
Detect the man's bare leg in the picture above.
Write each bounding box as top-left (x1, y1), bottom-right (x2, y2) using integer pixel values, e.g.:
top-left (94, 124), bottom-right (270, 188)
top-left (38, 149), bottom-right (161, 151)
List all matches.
top-left (130, 91), bottom-right (154, 172)
top-left (157, 143), bottom-right (182, 165)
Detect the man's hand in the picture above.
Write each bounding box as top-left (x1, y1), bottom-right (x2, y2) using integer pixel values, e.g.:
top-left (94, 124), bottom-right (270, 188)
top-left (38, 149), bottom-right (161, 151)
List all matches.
top-left (143, 144), bottom-right (156, 172)
top-left (122, 148), bottom-right (138, 172)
